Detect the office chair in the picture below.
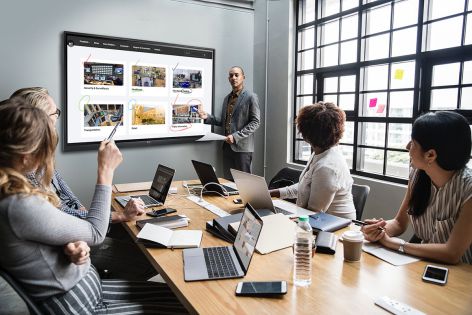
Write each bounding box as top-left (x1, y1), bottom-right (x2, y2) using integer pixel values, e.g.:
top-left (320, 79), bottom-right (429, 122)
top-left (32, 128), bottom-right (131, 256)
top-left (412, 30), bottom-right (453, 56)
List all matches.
top-left (0, 268), bottom-right (43, 315)
top-left (268, 167), bottom-right (302, 204)
top-left (352, 184), bottom-right (370, 220)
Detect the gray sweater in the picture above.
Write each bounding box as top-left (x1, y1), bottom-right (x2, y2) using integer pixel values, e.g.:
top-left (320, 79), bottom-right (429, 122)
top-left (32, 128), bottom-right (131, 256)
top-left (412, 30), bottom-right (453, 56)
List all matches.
top-left (0, 185), bottom-right (111, 300)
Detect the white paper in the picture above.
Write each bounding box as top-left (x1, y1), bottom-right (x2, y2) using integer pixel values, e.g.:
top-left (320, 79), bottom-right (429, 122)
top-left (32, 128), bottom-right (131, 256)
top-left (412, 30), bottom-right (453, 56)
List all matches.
top-left (362, 242), bottom-right (420, 266)
top-left (169, 230), bottom-right (203, 248)
top-left (196, 133), bottom-right (227, 141)
top-left (137, 224), bottom-right (173, 247)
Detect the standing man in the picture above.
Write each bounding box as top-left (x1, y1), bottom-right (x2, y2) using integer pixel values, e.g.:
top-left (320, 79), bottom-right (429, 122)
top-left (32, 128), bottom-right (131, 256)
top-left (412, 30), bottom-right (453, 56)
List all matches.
top-left (198, 66), bottom-right (260, 179)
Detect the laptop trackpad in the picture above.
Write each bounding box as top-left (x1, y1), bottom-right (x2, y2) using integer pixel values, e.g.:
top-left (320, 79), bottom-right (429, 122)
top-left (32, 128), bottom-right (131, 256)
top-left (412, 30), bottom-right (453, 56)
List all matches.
top-left (183, 248), bottom-right (208, 281)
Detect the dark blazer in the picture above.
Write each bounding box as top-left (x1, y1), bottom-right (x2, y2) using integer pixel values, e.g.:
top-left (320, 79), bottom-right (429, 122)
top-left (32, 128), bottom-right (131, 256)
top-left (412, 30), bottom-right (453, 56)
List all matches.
top-left (205, 88), bottom-right (260, 152)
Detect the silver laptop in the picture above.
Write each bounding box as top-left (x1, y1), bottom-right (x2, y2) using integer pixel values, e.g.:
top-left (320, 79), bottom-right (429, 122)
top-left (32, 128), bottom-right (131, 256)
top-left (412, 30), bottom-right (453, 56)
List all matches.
top-left (183, 203), bottom-right (263, 281)
top-left (115, 164), bottom-right (175, 208)
top-left (230, 169), bottom-right (315, 218)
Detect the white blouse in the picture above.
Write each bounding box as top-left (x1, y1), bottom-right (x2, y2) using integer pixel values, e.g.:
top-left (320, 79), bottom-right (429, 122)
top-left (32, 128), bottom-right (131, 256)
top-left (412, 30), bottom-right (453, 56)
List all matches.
top-left (279, 146), bottom-right (356, 219)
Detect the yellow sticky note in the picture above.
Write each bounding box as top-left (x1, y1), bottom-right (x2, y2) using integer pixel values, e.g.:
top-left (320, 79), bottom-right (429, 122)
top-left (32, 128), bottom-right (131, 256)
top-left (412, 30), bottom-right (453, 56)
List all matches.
top-left (394, 69), bottom-right (404, 80)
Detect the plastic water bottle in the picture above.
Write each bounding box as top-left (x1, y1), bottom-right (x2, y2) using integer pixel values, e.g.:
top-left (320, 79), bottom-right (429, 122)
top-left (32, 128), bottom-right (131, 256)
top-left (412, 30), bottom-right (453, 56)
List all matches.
top-left (293, 215), bottom-right (313, 287)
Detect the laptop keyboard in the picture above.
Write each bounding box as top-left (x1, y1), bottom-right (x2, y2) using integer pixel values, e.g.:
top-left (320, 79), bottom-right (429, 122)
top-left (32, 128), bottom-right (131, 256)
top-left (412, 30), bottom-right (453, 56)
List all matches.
top-left (131, 195), bottom-right (161, 206)
top-left (203, 247), bottom-right (238, 279)
top-left (274, 206), bottom-right (293, 216)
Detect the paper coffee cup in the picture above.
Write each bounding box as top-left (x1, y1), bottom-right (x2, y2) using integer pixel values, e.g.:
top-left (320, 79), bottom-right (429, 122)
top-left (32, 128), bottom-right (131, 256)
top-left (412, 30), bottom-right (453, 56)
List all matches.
top-left (342, 230), bottom-right (364, 262)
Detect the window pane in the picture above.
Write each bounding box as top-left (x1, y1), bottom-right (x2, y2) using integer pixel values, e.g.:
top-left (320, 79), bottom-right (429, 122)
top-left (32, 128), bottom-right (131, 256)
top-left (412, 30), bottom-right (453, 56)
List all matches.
top-left (339, 93), bottom-right (355, 111)
top-left (425, 16), bottom-right (463, 51)
top-left (359, 122), bottom-right (386, 146)
top-left (296, 140), bottom-right (312, 161)
top-left (341, 121), bottom-right (355, 144)
top-left (427, 0), bottom-right (464, 21)
top-left (297, 96), bottom-right (313, 111)
top-left (298, 49), bottom-right (314, 70)
top-left (318, 20), bottom-right (340, 46)
top-left (386, 151), bottom-right (409, 178)
top-left (466, 13), bottom-right (472, 45)
top-left (364, 33), bottom-right (390, 61)
top-left (389, 91), bottom-right (414, 117)
top-left (341, 14), bottom-right (359, 40)
top-left (340, 75), bottom-right (356, 92)
top-left (362, 64), bottom-right (389, 91)
top-left (432, 63), bottom-right (460, 86)
top-left (358, 148), bottom-right (384, 174)
top-left (298, 27), bottom-right (315, 50)
top-left (340, 40), bottom-right (358, 65)
top-left (319, 0), bottom-right (340, 18)
top-left (460, 87), bottom-right (472, 109)
top-left (393, 0), bottom-right (419, 28)
top-left (340, 145), bottom-right (354, 170)
top-left (388, 124), bottom-right (411, 149)
top-left (360, 92), bottom-right (388, 117)
top-left (392, 27), bottom-right (417, 57)
top-left (325, 77), bottom-right (338, 93)
top-left (298, 0), bottom-right (315, 25)
top-left (342, 0), bottom-right (358, 11)
top-left (323, 94), bottom-right (338, 104)
top-left (365, 4), bottom-right (391, 35)
top-left (462, 61), bottom-right (472, 84)
top-left (390, 61), bottom-right (416, 89)
top-left (297, 74), bottom-right (314, 94)
top-left (318, 44), bottom-right (339, 67)
top-left (430, 88), bottom-right (458, 109)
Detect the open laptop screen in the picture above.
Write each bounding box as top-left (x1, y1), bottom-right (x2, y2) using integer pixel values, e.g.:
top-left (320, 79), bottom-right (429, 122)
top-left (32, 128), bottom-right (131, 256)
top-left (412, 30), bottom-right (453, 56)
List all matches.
top-left (149, 165), bottom-right (175, 204)
top-left (233, 204), bottom-right (263, 271)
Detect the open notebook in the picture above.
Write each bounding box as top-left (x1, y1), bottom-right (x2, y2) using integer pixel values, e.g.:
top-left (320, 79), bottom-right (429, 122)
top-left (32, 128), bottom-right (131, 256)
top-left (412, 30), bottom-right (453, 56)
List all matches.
top-left (137, 224), bottom-right (202, 249)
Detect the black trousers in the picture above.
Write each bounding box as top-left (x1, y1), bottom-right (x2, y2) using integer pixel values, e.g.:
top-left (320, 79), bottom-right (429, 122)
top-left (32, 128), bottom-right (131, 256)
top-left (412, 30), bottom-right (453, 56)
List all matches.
top-left (223, 142), bottom-right (253, 180)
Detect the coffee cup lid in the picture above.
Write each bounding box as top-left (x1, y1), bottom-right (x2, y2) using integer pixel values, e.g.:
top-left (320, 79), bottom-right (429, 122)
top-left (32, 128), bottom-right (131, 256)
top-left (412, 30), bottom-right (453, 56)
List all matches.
top-left (342, 230), bottom-right (364, 242)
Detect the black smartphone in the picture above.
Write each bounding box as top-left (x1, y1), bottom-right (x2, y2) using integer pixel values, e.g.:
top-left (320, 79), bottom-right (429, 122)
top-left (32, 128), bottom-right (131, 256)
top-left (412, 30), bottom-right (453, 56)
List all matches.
top-left (146, 208), bottom-right (177, 217)
top-left (233, 198), bottom-right (243, 204)
top-left (235, 281), bottom-right (287, 297)
top-left (422, 264), bottom-right (448, 285)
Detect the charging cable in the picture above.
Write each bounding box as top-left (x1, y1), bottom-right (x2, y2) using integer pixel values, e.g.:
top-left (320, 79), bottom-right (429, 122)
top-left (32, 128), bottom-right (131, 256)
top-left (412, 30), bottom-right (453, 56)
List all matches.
top-left (199, 182), bottom-right (229, 202)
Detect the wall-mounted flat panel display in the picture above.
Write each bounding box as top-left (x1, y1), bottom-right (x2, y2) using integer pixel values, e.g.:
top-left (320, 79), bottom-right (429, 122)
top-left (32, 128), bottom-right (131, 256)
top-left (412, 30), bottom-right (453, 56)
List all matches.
top-left (64, 32), bottom-right (214, 151)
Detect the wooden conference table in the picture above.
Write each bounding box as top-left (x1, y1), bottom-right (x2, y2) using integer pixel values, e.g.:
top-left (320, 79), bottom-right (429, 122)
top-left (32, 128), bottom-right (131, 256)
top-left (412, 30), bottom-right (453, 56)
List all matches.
top-left (112, 180), bottom-right (472, 315)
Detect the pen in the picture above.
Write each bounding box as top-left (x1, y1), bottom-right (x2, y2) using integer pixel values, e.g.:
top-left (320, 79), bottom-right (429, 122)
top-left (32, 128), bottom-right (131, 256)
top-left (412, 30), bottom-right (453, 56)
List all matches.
top-left (351, 219), bottom-right (385, 231)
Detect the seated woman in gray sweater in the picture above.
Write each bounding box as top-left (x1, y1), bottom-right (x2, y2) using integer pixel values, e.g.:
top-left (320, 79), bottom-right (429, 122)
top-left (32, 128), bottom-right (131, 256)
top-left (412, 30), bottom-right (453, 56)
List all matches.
top-left (0, 98), bottom-right (188, 314)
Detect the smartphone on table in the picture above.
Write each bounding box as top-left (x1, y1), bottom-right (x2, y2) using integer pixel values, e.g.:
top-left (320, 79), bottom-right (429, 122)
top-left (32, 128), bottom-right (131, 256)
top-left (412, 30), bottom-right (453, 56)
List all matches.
top-left (147, 208), bottom-right (177, 217)
top-left (422, 265), bottom-right (448, 285)
top-left (235, 281), bottom-right (287, 297)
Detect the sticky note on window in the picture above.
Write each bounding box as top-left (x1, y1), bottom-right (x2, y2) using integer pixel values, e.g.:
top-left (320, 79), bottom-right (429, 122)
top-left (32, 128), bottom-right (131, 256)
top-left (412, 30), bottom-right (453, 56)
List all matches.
top-left (376, 104), bottom-right (386, 113)
top-left (369, 98), bottom-right (378, 107)
top-left (394, 69), bottom-right (404, 80)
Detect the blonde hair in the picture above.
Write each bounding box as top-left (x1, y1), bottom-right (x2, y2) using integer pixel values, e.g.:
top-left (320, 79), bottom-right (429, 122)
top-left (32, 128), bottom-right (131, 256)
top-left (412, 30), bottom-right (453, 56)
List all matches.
top-left (10, 87), bottom-right (51, 112)
top-left (0, 97), bottom-right (59, 206)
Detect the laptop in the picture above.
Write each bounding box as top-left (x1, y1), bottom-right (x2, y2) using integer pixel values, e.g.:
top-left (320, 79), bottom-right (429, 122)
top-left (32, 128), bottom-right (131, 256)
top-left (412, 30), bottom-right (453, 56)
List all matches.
top-left (115, 164), bottom-right (175, 208)
top-left (230, 169), bottom-right (315, 218)
top-left (183, 203), bottom-right (263, 281)
top-left (191, 160), bottom-right (238, 195)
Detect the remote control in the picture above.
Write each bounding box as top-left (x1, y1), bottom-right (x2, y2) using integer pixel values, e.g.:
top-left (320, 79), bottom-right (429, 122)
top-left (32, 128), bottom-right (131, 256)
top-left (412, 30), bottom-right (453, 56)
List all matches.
top-left (374, 296), bottom-right (425, 315)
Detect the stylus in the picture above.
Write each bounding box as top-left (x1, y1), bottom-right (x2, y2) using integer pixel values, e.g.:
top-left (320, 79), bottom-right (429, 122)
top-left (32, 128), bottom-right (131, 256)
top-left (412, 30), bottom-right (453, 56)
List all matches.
top-left (352, 219), bottom-right (385, 231)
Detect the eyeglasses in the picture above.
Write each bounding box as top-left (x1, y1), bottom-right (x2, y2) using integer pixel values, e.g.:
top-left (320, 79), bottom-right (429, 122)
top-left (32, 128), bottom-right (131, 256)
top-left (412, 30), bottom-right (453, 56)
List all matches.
top-left (50, 108), bottom-right (61, 117)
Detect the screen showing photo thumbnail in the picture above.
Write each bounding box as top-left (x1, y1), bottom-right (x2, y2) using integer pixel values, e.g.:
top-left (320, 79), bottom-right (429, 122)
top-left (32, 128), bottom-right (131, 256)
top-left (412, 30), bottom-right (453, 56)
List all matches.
top-left (84, 104), bottom-right (123, 127)
top-left (132, 104), bottom-right (166, 125)
top-left (132, 65), bottom-right (166, 87)
top-left (172, 104), bottom-right (202, 124)
top-left (84, 62), bottom-right (124, 86)
top-left (172, 69), bottom-right (202, 89)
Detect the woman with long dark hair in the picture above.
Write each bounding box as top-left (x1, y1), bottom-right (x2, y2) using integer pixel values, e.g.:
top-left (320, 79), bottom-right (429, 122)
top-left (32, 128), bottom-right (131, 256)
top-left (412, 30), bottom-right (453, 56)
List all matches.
top-left (362, 111), bottom-right (472, 264)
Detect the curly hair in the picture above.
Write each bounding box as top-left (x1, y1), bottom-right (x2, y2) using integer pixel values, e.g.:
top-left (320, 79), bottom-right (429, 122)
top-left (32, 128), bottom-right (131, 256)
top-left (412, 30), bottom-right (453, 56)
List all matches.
top-left (0, 97), bottom-right (59, 206)
top-left (296, 102), bottom-right (345, 150)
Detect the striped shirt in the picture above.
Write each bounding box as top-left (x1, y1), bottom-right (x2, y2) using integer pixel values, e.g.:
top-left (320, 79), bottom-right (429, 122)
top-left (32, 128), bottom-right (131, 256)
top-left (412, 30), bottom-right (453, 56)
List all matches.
top-left (409, 167), bottom-right (472, 264)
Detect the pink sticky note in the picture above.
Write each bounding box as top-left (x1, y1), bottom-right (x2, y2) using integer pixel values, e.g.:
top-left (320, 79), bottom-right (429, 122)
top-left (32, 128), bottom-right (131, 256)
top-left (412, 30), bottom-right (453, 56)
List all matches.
top-left (376, 104), bottom-right (385, 113)
top-left (369, 98), bottom-right (378, 108)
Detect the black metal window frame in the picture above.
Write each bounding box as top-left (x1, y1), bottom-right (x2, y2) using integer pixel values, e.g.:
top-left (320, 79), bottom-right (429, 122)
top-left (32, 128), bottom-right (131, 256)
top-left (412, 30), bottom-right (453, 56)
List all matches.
top-left (293, 0), bottom-right (472, 185)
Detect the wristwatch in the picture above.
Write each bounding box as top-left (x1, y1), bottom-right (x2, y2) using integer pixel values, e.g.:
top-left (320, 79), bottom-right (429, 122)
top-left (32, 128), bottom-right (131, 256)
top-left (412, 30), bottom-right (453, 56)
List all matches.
top-left (398, 239), bottom-right (406, 253)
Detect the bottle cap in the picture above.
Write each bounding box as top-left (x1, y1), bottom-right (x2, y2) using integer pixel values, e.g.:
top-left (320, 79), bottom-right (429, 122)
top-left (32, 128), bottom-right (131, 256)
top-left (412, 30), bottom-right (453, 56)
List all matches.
top-left (298, 215), bottom-right (309, 222)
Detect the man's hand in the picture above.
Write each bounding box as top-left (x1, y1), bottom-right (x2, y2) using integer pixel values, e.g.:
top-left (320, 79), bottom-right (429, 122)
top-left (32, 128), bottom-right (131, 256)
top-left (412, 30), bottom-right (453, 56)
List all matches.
top-left (197, 109), bottom-right (208, 120)
top-left (118, 197), bottom-right (145, 222)
top-left (64, 241), bottom-right (90, 265)
top-left (225, 134), bottom-right (234, 144)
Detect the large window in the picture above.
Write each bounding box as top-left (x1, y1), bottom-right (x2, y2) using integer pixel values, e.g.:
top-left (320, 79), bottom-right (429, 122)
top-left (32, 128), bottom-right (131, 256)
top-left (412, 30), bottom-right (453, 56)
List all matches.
top-left (294, 0), bottom-right (472, 183)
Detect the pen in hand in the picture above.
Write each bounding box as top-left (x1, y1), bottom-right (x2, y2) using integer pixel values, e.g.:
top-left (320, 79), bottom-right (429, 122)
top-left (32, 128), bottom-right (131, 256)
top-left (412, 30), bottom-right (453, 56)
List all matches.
top-left (352, 219), bottom-right (385, 231)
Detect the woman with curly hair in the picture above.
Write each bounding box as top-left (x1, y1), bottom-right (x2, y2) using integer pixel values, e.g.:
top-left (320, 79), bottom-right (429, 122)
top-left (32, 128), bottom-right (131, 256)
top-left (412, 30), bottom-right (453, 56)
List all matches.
top-left (270, 102), bottom-right (356, 219)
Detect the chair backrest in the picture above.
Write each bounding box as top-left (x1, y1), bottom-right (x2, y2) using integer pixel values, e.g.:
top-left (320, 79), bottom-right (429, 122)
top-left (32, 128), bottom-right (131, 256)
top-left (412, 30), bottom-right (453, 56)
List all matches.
top-left (268, 167), bottom-right (302, 190)
top-left (352, 184), bottom-right (370, 220)
top-left (0, 268), bottom-right (43, 315)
